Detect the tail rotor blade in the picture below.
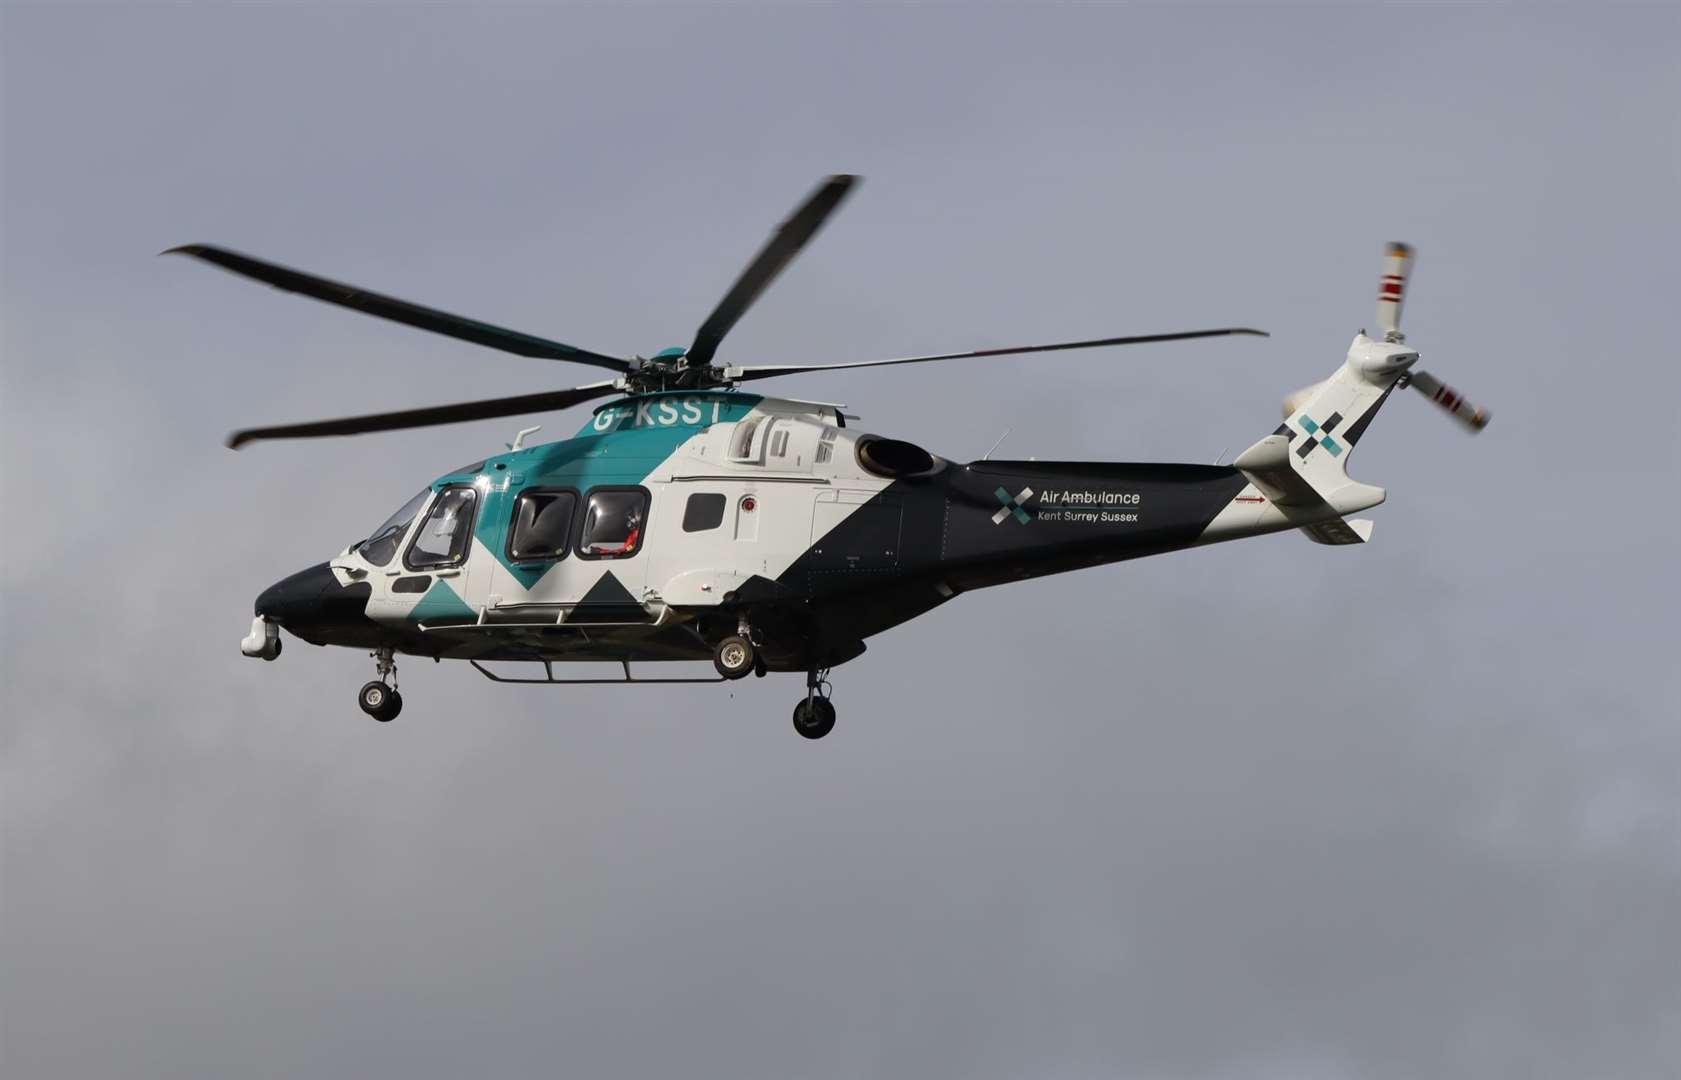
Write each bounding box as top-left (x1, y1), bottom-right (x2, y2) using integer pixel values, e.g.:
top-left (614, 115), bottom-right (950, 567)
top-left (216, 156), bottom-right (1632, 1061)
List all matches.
top-left (1409, 369), bottom-right (1490, 432)
top-left (1376, 242), bottom-right (1414, 340)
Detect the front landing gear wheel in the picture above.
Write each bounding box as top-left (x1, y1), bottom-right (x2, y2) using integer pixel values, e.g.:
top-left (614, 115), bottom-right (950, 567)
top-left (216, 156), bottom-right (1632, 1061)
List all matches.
top-left (792, 697), bottom-right (836, 740)
top-left (358, 681), bottom-right (402, 722)
top-left (713, 635), bottom-right (756, 680)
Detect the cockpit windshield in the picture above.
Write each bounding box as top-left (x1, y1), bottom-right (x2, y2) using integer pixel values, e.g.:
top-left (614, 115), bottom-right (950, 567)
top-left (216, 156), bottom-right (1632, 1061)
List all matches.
top-left (355, 489), bottom-right (430, 567)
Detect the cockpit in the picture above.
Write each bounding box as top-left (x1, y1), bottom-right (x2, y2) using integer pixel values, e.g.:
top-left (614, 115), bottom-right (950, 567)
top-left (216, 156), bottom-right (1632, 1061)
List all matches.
top-left (405, 487), bottom-right (478, 570)
top-left (353, 489), bottom-right (429, 567)
top-left (351, 483), bottom-right (481, 571)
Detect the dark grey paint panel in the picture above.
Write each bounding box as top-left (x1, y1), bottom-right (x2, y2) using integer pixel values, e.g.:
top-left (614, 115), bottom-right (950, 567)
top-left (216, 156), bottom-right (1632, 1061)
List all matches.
top-left (941, 461), bottom-right (1248, 568)
top-left (804, 493), bottom-right (903, 573)
top-left (774, 460), bottom-right (1246, 617)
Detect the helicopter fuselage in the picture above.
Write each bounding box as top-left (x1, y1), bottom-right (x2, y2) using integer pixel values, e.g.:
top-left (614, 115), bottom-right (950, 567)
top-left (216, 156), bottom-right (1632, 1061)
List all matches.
top-left (251, 390), bottom-right (1314, 674)
top-left (185, 180), bottom-right (1467, 734)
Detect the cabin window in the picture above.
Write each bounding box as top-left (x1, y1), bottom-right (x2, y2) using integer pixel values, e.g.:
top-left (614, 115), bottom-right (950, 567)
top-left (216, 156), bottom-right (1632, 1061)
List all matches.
top-left (682, 492), bottom-right (727, 533)
top-left (507, 489), bottom-right (578, 561)
top-left (404, 486), bottom-right (478, 570)
top-left (815, 427), bottom-right (838, 465)
top-left (577, 488), bottom-right (650, 559)
top-left (769, 426), bottom-right (790, 459)
top-left (357, 488), bottom-right (429, 567)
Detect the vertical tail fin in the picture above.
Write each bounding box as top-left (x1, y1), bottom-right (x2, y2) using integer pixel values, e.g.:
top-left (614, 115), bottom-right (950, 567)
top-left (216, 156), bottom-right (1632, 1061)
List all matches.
top-left (1203, 242), bottom-right (1492, 550)
top-left (1234, 332), bottom-right (1406, 516)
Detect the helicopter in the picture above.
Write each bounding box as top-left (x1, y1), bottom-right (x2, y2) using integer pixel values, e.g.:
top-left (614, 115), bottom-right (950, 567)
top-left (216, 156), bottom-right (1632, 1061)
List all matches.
top-left (171, 175), bottom-right (1489, 739)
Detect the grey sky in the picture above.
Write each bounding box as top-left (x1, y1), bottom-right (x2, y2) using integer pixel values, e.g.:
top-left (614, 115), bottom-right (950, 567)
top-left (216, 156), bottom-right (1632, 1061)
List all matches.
top-left (3, 3), bottom-right (1678, 1078)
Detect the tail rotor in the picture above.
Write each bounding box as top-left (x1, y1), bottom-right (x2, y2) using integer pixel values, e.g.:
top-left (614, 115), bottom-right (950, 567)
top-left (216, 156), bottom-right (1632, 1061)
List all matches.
top-left (1370, 242), bottom-right (1492, 433)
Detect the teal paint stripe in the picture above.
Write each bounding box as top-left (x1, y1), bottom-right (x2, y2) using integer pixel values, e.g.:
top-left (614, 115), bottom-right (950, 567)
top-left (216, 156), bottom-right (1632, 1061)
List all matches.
top-left (471, 486), bottom-right (548, 590)
top-left (426, 391), bottom-right (762, 586)
top-left (407, 579), bottom-right (476, 624)
top-left (575, 392), bottom-right (761, 438)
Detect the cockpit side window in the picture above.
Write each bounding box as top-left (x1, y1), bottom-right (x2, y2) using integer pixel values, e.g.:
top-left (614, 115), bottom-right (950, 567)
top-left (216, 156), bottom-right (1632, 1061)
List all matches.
top-left (576, 487), bottom-right (650, 559)
top-left (403, 486), bottom-right (478, 570)
top-left (507, 489), bottom-right (578, 562)
top-left (356, 489), bottom-right (430, 567)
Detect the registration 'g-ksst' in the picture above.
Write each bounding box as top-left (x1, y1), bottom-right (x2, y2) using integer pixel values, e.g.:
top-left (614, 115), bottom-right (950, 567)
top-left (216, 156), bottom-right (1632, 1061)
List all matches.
top-left (173, 177), bottom-right (1488, 738)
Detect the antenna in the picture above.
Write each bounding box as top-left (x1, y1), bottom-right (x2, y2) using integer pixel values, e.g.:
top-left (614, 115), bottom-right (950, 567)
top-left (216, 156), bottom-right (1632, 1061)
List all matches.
top-left (982, 427), bottom-right (1012, 460)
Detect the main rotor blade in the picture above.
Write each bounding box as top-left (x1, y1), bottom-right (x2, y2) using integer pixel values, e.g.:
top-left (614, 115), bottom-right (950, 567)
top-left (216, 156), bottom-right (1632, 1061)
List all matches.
top-left (167, 245), bottom-right (630, 374)
top-left (226, 382), bottom-right (621, 449)
top-left (685, 175), bottom-right (858, 370)
top-left (726, 327), bottom-right (1269, 382)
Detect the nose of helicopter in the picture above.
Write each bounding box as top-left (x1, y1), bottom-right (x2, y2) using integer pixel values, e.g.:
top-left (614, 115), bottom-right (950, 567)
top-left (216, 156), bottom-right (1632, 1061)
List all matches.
top-left (255, 562), bottom-right (337, 620)
top-left (255, 562), bottom-right (378, 645)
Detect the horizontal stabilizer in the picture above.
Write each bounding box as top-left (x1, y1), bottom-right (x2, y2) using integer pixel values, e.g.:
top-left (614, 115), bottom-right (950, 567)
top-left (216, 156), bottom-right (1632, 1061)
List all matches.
top-left (1300, 517), bottom-right (1374, 546)
top-left (1233, 433), bottom-right (1319, 506)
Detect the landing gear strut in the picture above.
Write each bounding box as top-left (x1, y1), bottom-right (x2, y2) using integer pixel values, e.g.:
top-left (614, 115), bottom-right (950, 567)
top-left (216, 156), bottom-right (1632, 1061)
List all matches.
top-left (792, 668), bottom-right (836, 740)
top-left (358, 647), bottom-right (402, 722)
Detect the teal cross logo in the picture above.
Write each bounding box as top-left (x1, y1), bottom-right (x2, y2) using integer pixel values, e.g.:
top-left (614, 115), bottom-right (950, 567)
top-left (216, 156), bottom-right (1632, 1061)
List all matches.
top-left (1295, 412), bottom-right (1344, 460)
top-left (992, 486), bottom-right (1034, 525)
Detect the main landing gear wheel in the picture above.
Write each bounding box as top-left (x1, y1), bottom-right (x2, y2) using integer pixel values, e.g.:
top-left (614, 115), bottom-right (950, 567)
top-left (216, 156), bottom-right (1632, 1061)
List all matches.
top-left (792, 697), bottom-right (836, 740)
top-left (358, 681), bottom-right (402, 722)
top-left (713, 635), bottom-right (756, 680)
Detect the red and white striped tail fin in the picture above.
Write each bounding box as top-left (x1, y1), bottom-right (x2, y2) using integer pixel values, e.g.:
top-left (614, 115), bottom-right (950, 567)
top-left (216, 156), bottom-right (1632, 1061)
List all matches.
top-left (1375, 242), bottom-right (1413, 341)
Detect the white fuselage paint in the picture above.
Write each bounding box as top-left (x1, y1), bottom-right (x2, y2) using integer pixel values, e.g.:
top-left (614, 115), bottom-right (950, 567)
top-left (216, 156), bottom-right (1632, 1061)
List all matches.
top-left (337, 399), bottom-right (895, 629)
